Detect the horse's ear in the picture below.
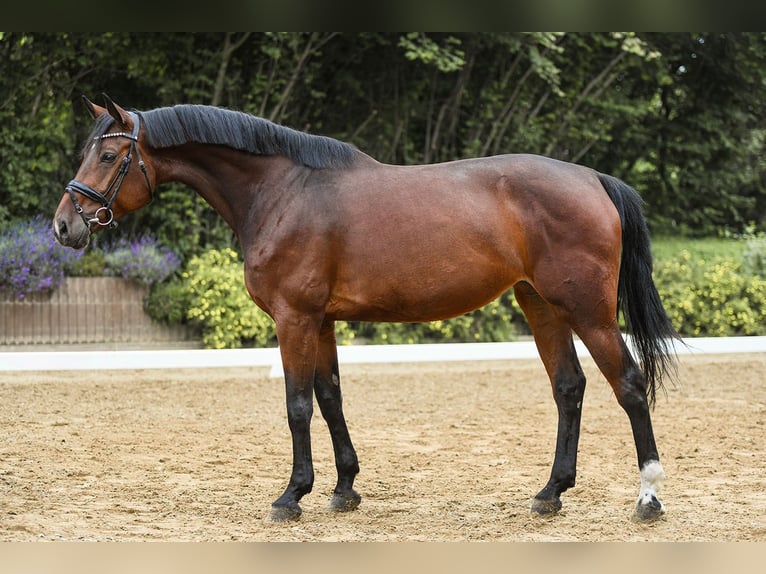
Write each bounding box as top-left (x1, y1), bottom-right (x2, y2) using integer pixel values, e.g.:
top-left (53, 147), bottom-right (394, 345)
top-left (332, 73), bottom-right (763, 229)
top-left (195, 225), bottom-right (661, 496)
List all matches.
top-left (81, 95), bottom-right (106, 120)
top-left (101, 93), bottom-right (130, 129)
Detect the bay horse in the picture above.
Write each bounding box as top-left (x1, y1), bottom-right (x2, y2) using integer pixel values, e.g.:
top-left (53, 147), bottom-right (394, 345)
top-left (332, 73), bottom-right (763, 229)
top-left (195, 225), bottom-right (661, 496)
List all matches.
top-left (53, 95), bottom-right (679, 524)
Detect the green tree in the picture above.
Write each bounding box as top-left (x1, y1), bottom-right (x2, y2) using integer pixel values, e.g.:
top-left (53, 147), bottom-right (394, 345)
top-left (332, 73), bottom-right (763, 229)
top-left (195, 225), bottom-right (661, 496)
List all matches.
top-left (619, 33), bottom-right (766, 235)
top-left (3, 32), bottom-right (766, 251)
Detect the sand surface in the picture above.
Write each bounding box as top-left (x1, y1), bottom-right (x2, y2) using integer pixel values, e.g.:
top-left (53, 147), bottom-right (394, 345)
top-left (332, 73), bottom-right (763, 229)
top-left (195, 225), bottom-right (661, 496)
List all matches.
top-left (1, 352), bottom-right (764, 541)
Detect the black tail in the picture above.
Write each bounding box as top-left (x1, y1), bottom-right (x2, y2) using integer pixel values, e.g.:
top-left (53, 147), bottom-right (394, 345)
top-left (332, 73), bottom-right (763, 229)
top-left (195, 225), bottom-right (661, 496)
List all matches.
top-left (598, 173), bottom-right (680, 405)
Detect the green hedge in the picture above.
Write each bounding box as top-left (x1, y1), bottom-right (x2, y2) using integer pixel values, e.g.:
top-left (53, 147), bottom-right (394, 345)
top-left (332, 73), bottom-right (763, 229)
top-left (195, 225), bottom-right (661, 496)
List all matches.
top-left (183, 248), bottom-right (277, 349)
top-left (146, 248), bottom-right (526, 348)
top-left (654, 249), bottom-right (766, 337)
top-left (349, 292), bottom-right (523, 345)
top-left (146, 243), bottom-right (766, 348)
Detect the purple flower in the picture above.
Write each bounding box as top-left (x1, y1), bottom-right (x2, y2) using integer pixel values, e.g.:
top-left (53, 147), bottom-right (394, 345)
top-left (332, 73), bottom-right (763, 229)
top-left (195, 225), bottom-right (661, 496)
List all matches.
top-left (102, 234), bottom-right (181, 285)
top-left (0, 216), bottom-right (82, 299)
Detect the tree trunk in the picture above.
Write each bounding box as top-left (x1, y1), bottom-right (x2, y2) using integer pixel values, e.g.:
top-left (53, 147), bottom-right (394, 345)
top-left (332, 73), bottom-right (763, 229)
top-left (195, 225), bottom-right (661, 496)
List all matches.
top-left (211, 32), bottom-right (251, 107)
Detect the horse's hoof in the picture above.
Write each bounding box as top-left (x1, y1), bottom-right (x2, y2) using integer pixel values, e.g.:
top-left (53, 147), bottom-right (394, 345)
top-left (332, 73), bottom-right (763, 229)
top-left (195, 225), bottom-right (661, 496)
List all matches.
top-left (268, 502), bottom-right (302, 522)
top-left (530, 496), bottom-right (562, 517)
top-left (632, 494), bottom-right (665, 523)
top-left (329, 489), bottom-right (361, 512)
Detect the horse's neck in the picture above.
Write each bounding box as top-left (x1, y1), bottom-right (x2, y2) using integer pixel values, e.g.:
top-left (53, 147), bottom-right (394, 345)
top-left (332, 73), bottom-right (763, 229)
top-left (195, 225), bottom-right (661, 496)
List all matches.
top-left (158, 144), bottom-right (305, 234)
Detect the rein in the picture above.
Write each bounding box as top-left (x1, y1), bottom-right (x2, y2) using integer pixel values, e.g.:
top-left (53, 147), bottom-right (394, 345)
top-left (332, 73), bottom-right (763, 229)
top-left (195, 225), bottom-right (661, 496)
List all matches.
top-left (65, 111), bottom-right (153, 230)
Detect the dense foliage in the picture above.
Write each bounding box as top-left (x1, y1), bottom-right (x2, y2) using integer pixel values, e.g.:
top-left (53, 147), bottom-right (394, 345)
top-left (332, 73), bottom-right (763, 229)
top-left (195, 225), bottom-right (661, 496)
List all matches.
top-left (655, 250), bottom-right (766, 337)
top-left (4, 215), bottom-right (763, 345)
top-left (0, 217), bottom-right (81, 299)
top-left (142, 238), bottom-right (765, 348)
top-left (2, 32), bottom-right (766, 258)
top-left (101, 235), bottom-right (181, 286)
top-left (146, 246), bottom-right (524, 348)
top-left (3, 33), bottom-right (766, 346)
top-left (181, 248), bottom-right (276, 349)
top-left (0, 217), bottom-right (181, 298)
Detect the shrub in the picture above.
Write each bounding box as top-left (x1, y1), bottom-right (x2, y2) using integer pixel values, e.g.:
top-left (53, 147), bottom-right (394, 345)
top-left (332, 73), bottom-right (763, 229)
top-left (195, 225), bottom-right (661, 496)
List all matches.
top-left (0, 217), bottom-right (82, 299)
top-left (184, 248), bottom-right (277, 349)
top-left (354, 292), bottom-right (522, 344)
top-left (66, 249), bottom-right (107, 277)
top-left (655, 250), bottom-right (766, 337)
top-left (146, 244), bottom-right (526, 348)
top-left (144, 278), bottom-right (193, 326)
top-left (147, 243), bottom-right (766, 347)
top-left (103, 235), bottom-right (181, 286)
top-left (179, 248), bottom-right (356, 349)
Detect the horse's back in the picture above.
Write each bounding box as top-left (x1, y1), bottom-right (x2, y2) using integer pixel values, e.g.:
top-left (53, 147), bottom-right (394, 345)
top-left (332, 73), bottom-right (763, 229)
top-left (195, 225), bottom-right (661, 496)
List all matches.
top-left (339, 152), bottom-right (619, 263)
top-left (322, 153), bottom-right (620, 323)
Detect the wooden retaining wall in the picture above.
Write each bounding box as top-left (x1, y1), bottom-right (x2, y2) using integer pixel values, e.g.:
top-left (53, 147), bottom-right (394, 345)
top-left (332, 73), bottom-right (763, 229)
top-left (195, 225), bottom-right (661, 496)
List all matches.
top-left (1, 277), bottom-right (194, 346)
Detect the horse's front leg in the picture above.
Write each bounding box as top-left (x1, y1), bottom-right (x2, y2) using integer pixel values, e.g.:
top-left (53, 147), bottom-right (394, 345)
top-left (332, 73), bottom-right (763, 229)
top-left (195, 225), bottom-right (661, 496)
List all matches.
top-left (314, 320), bottom-right (361, 512)
top-left (269, 314), bottom-right (321, 522)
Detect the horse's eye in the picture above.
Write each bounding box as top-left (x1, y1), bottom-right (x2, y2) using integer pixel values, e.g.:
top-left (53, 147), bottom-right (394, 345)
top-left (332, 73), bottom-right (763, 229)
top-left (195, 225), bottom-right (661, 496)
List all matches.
top-left (100, 152), bottom-right (117, 163)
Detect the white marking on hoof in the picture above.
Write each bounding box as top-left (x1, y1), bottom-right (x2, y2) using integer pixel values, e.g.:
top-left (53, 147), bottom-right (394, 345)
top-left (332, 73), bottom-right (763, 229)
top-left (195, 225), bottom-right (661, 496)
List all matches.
top-left (637, 460), bottom-right (666, 511)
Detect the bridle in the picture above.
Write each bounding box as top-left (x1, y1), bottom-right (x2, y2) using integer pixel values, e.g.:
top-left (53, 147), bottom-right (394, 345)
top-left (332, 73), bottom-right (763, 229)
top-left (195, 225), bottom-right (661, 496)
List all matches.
top-left (65, 111), bottom-right (153, 230)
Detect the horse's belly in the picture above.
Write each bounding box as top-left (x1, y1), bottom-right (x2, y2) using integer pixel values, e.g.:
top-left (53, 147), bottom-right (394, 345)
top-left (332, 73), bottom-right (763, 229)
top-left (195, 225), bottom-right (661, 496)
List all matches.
top-left (329, 260), bottom-right (518, 323)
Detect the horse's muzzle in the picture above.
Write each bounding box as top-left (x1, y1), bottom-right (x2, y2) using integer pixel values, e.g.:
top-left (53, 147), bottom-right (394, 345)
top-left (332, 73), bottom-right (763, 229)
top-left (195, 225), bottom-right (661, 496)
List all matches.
top-left (53, 212), bottom-right (90, 249)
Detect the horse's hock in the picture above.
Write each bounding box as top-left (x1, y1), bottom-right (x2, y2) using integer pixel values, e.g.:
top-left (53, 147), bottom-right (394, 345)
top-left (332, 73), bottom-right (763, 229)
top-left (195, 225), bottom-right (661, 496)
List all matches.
top-left (0, 277), bottom-right (193, 346)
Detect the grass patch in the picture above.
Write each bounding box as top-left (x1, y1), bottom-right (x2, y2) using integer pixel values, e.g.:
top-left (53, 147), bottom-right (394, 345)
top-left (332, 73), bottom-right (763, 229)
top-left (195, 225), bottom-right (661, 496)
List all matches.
top-left (651, 236), bottom-right (746, 263)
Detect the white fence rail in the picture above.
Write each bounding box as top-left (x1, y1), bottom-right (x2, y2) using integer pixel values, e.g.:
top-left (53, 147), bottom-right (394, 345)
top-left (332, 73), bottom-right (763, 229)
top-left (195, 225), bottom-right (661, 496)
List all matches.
top-left (2, 337), bottom-right (764, 378)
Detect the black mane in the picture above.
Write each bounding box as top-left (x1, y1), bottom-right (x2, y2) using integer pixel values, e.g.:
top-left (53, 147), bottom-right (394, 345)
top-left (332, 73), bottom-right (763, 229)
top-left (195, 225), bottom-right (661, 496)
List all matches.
top-left (133, 105), bottom-right (357, 169)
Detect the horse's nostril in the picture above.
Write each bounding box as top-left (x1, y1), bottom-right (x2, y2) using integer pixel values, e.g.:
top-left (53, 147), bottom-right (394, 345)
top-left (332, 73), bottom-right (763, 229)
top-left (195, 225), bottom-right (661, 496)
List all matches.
top-left (55, 219), bottom-right (68, 240)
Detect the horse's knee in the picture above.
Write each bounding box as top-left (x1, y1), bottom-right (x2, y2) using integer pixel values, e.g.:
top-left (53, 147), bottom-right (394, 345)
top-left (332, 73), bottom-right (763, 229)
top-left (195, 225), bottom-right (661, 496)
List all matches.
top-left (614, 365), bottom-right (650, 412)
top-left (553, 369), bottom-right (586, 413)
top-left (285, 391), bottom-right (313, 432)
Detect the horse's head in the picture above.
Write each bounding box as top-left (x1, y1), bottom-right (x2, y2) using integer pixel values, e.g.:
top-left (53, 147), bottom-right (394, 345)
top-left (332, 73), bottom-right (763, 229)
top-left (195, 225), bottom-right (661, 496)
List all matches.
top-left (53, 95), bottom-right (155, 249)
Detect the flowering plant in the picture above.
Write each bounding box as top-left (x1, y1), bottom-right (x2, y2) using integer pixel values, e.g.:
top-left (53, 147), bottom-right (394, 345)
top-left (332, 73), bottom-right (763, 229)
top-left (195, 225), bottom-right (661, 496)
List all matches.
top-left (103, 235), bottom-right (181, 286)
top-left (0, 216), bottom-right (82, 299)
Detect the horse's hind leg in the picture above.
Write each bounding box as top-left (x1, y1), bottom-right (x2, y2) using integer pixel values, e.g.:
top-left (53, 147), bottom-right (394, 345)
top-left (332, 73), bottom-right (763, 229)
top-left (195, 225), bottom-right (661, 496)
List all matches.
top-left (575, 323), bottom-right (666, 522)
top-left (313, 320), bottom-right (361, 512)
top-left (514, 282), bottom-right (587, 517)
